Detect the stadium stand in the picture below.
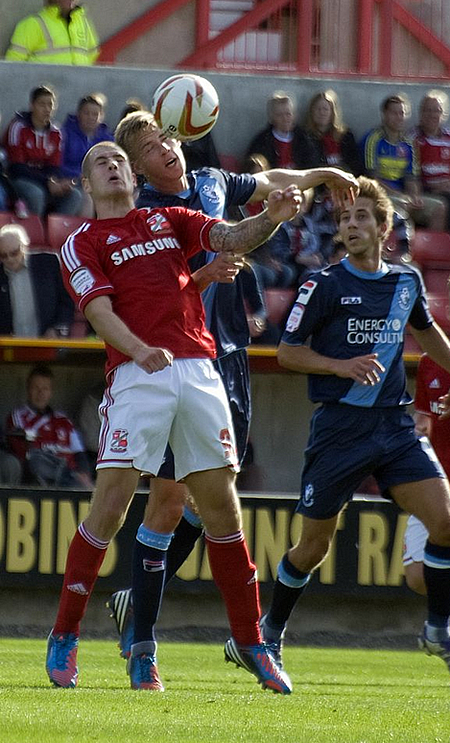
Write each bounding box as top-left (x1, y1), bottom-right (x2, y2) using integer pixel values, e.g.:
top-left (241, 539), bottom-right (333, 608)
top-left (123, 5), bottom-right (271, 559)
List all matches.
top-left (0, 211), bottom-right (46, 248)
top-left (47, 214), bottom-right (87, 252)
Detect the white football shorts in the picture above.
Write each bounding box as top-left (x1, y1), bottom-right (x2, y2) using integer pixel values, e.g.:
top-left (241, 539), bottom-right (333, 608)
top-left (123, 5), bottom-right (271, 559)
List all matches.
top-left (403, 514), bottom-right (428, 566)
top-left (97, 358), bottom-right (239, 480)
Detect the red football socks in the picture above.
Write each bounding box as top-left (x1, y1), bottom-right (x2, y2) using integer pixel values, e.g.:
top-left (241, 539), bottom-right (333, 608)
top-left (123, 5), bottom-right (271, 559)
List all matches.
top-left (205, 530), bottom-right (261, 646)
top-left (53, 523), bottom-right (109, 635)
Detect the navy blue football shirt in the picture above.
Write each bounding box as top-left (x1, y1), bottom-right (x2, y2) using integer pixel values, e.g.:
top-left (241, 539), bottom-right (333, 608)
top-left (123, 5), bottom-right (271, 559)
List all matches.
top-left (282, 257), bottom-right (433, 407)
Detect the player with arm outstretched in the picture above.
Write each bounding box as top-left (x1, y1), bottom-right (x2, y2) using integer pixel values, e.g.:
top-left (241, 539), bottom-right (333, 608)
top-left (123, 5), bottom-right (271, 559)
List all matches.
top-left (107, 110), bottom-right (357, 664)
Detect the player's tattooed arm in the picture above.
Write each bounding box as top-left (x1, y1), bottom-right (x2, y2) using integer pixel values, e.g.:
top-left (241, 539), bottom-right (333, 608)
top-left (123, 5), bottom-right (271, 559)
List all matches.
top-left (209, 210), bottom-right (279, 255)
top-left (210, 185), bottom-right (303, 255)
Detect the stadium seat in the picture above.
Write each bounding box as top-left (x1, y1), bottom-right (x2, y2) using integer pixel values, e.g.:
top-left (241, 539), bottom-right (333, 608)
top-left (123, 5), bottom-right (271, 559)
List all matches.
top-left (422, 268), bottom-right (449, 295)
top-left (427, 293), bottom-right (450, 332)
top-left (0, 211), bottom-right (46, 247)
top-left (46, 214), bottom-right (88, 252)
top-left (410, 230), bottom-right (450, 269)
top-left (263, 288), bottom-right (296, 325)
top-left (69, 308), bottom-right (88, 338)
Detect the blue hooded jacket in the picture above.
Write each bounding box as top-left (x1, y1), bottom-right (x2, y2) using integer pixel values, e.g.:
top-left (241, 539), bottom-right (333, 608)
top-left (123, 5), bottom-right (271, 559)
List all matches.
top-left (61, 114), bottom-right (114, 180)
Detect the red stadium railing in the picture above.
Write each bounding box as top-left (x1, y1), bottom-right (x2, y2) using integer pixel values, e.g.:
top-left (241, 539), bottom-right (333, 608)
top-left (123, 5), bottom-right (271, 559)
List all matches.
top-left (97, 0), bottom-right (450, 80)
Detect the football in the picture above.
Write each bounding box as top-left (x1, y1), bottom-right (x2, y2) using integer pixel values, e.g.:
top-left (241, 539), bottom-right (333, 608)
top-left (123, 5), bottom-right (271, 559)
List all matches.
top-left (151, 74), bottom-right (220, 142)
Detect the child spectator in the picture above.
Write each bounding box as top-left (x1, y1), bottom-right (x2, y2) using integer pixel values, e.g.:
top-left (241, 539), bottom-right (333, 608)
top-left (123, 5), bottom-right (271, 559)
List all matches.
top-left (3, 85), bottom-right (82, 217)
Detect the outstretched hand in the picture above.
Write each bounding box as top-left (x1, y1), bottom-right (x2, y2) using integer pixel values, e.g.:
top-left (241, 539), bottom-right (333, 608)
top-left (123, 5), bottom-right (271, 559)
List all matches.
top-left (266, 185), bottom-right (304, 225)
top-left (322, 170), bottom-right (359, 208)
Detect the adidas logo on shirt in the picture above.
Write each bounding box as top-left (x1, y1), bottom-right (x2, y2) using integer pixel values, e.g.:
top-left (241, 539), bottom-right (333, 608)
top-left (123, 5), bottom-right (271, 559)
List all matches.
top-left (429, 378), bottom-right (441, 389)
top-left (106, 234), bottom-right (121, 245)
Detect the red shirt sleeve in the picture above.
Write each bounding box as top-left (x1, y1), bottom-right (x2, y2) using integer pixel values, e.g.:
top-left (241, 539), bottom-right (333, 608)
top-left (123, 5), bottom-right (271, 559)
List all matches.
top-left (60, 227), bottom-right (114, 312)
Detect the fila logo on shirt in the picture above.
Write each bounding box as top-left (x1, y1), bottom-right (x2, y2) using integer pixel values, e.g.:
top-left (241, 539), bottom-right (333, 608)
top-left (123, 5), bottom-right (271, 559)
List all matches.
top-left (341, 296), bottom-right (362, 305)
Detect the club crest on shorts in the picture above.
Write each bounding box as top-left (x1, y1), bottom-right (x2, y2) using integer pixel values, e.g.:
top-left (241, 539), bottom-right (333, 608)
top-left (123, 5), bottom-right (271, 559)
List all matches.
top-left (302, 483), bottom-right (315, 507)
top-left (110, 428), bottom-right (129, 453)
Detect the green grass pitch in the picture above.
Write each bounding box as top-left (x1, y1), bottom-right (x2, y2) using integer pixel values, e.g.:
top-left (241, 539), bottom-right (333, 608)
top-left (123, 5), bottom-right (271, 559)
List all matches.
top-left (0, 639), bottom-right (449, 743)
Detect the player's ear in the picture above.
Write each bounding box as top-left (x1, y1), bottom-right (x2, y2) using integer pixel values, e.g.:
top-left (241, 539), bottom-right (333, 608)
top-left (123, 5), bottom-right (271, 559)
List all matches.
top-left (378, 221), bottom-right (388, 239)
top-left (81, 176), bottom-right (92, 194)
top-left (131, 156), bottom-right (144, 176)
top-left (132, 171), bottom-right (137, 188)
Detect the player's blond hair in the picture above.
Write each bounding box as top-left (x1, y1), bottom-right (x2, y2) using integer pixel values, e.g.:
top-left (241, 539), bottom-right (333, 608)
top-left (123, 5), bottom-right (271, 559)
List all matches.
top-left (114, 111), bottom-right (159, 165)
top-left (335, 175), bottom-right (394, 238)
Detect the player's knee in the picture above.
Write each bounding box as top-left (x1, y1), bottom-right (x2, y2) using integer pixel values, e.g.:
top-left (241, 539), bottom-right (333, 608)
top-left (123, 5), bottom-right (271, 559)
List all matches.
top-left (290, 535), bottom-right (330, 572)
top-left (404, 562), bottom-right (427, 596)
top-left (429, 517), bottom-right (450, 547)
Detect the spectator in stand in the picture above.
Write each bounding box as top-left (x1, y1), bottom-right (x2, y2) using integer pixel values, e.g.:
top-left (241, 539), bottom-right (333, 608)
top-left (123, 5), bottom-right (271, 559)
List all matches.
top-left (403, 354), bottom-right (450, 596)
top-left (246, 91), bottom-right (310, 169)
top-left (3, 85), bottom-right (82, 217)
top-left (117, 99), bottom-right (148, 128)
top-left (249, 190), bottom-right (319, 291)
top-left (61, 93), bottom-right (114, 215)
top-left (181, 132), bottom-right (221, 172)
top-left (6, 365), bottom-right (93, 488)
top-left (236, 154), bottom-right (271, 219)
top-left (5, 1), bottom-right (99, 66)
top-left (0, 116), bottom-right (28, 217)
top-left (303, 89), bottom-right (365, 176)
top-left (62, 94), bottom-right (114, 182)
top-left (412, 90), bottom-right (450, 230)
top-left (361, 94), bottom-right (447, 231)
top-left (0, 224), bottom-right (74, 337)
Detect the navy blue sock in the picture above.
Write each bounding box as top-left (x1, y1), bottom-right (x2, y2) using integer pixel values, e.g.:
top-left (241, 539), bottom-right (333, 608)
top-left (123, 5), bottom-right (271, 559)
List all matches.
top-left (265, 553), bottom-right (311, 636)
top-left (424, 541), bottom-right (450, 630)
top-left (132, 525), bottom-right (173, 646)
top-left (165, 510), bottom-right (203, 585)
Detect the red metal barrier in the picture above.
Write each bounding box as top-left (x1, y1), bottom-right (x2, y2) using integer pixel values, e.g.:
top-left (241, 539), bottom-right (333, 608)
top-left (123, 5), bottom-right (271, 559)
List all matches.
top-left (98, 0), bottom-right (450, 80)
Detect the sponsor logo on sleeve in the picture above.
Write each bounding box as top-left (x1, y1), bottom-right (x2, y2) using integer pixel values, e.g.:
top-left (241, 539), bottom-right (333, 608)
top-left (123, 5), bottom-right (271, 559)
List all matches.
top-left (297, 279), bottom-right (318, 305)
top-left (286, 303), bottom-right (305, 333)
top-left (70, 267), bottom-right (95, 295)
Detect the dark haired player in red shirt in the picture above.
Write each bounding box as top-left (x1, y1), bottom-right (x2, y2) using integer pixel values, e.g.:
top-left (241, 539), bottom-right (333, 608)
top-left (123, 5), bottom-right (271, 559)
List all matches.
top-left (45, 140), bottom-right (303, 694)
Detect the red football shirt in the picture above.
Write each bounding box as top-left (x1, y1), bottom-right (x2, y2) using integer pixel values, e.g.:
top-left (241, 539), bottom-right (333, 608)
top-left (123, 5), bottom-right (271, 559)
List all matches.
top-left (414, 354), bottom-right (450, 476)
top-left (413, 127), bottom-right (450, 189)
top-left (61, 207), bottom-right (219, 374)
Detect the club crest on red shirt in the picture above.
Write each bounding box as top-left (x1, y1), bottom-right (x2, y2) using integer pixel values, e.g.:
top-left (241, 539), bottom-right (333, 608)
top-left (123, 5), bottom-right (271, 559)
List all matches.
top-left (146, 213), bottom-right (170, 233)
